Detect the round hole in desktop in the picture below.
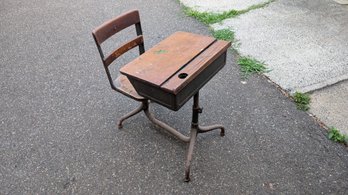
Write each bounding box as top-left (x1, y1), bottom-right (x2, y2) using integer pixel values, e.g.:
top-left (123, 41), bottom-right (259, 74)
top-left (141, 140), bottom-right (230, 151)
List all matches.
top-left (178, 73), bottom-right (188, 79)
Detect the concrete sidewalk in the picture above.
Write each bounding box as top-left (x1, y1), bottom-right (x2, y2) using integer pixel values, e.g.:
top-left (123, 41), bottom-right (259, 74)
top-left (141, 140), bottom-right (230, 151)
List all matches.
top-left (211, 0), bottom-right (348, 93)
top-left (1, 0), bottom-right (348, 194)
top-left (181, 0), bottom-right (348, 135)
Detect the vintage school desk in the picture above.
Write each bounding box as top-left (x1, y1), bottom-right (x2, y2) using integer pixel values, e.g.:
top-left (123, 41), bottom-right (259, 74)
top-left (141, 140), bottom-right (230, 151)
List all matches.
top-left (120, 31), bottom-right (230, 181)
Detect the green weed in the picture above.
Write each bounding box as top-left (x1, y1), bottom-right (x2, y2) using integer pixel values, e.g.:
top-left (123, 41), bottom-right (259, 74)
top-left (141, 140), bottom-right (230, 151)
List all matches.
top-left (293, 92), bottom-right (310, 111)
top-left (183, 0), bottom-right (275, 25)
top-left (328, 127), bottom-right (347, 144)
top-left (184, 8), bottom-right (239, 25)
top-left (212, 29), bottom-right (234, 41)
top-left (238, 56), bottom-right (268, 78)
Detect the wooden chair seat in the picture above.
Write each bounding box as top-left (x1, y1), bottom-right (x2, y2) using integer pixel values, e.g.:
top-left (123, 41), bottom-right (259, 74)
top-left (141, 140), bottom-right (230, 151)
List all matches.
top-left (115, 75), bottom-right (145, 101)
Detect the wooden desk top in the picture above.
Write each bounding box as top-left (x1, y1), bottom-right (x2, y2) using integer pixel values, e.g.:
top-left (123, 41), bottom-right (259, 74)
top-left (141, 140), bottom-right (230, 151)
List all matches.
top-left (120, 31), bottom-right (231, 95)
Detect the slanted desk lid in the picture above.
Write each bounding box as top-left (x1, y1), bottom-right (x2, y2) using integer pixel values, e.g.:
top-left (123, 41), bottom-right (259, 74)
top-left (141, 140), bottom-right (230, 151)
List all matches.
top-left (120, 31), bottom-right (216, 87)
top-left (161, 40), bottom-right (231, 94)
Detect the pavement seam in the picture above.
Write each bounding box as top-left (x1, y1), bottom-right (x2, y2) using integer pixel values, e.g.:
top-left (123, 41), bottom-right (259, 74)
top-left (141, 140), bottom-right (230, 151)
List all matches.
top-left (299, 74), bottom-right (348, 94)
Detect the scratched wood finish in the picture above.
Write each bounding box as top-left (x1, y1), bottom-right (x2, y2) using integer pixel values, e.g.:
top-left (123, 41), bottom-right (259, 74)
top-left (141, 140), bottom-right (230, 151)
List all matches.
top-left (125, 50), bottom-right (228, 110)
top-left (114, 75), bottom-right (145, 100)
top-left (161, 40), bottom-right (231, 94)
top-left (92, 10), bottom-right (140, 45)
top-left (104, 35), bottom-right (144, 66)
top-left (120, 31), bottom-right (215, 86)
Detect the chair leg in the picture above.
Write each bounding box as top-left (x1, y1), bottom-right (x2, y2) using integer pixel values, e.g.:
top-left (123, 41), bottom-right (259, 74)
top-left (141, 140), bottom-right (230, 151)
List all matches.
top-left (198, 125), bottom-right (225, 137)
top-left (117, 102), bottom-right (145, 129)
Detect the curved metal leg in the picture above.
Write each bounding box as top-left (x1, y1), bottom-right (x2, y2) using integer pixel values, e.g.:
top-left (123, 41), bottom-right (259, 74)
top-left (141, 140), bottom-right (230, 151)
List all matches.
top-left (143, 101), bottom-right (190, 142)
top-left (198, 125), bottom-right (225, 137)
top-left (117, 103), bottom-right (145, 129)
top-left (185, 128), bottom-right (197, 182)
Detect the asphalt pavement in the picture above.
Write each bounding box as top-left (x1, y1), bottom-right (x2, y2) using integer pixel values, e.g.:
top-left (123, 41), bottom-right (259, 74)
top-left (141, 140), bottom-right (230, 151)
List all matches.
top-left (1, 0), bottom-right (348, 194)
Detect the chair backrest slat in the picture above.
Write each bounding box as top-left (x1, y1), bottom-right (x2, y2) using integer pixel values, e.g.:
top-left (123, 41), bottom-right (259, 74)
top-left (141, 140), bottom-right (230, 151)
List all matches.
top-left (92, 9), bottom-right (145, 91)
top-left (92, 10), bottom-right (141, 45)
top-left (104, 35), bottom-right (144, 66)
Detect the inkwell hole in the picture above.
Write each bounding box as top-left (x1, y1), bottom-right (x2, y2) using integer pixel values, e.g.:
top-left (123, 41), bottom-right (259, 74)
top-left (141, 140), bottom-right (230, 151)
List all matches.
top-left (178, 73), bottom-right (188, 79)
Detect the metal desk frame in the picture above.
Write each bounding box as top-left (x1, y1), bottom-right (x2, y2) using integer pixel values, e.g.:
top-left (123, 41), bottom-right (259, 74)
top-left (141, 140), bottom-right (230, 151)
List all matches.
top-left (119, 92), bottom-right (224, 182)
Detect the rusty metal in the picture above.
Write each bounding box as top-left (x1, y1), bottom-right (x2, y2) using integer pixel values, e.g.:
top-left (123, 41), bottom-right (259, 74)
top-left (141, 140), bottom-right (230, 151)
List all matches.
top-left (116, 92), bottom-right (224, 182)
top-left (185, 126), bottom-right (197, 182)
top-left (185, 92), bottom-right (225, 182)
top-left (143, 101), bottom-right (190, 142)
top-left (117, 103), bottom-right (144, 129)
top-left (93, 11), bottom-right (230, 182)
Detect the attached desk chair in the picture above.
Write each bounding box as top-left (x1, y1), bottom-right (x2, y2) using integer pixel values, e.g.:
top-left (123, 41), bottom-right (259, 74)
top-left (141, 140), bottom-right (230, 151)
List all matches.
top-left (92, 10), bottom-right (231, 181)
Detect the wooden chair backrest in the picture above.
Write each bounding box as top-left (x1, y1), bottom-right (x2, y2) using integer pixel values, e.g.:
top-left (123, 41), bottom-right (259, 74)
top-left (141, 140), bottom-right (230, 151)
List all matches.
top-left (92, 10), bottom-right (145, 90)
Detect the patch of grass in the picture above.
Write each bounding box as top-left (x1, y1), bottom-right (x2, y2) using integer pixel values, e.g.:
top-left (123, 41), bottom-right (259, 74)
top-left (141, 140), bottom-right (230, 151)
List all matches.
top-left (183, 0), bottom-right (275, 25)
top-left (328, 127), bottom-right (347, 144)
top-left (184, 8), bottom-right (239, 25)
top-left (238, 56), bottom-right (268, 78)
top-left (293, 92), bottom-right (310, 111)
top-left (212, 29), bottom-right (234, 41)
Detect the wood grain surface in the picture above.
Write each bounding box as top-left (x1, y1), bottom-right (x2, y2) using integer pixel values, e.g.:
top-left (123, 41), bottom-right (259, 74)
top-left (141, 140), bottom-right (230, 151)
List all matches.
top-left (120, 31), bottom-right (216, 86)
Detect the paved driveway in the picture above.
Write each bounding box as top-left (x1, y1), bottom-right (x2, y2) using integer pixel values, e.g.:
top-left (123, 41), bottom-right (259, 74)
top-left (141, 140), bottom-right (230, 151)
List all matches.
top-left (1, 0), bottom-right (348, 194)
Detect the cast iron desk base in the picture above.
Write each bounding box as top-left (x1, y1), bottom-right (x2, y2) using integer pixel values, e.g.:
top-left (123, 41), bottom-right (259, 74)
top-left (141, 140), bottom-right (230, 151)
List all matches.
top-left (118, 92), bottom-right (224, 182)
